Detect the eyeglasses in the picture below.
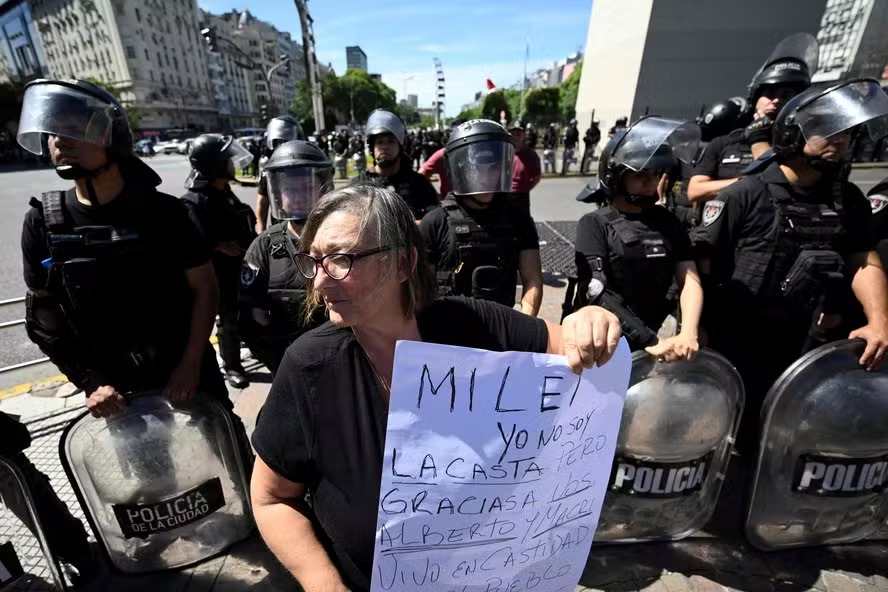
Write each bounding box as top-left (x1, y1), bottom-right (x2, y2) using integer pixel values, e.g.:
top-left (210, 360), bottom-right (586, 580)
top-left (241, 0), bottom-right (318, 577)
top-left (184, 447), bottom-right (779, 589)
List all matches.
top-left (294, 246), bottom-right (396, 280)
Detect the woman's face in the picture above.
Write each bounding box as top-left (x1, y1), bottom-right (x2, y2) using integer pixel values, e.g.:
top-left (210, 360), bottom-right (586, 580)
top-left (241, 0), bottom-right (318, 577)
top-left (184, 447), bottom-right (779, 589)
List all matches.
top-left (309, 211), bottom-right (403, 327)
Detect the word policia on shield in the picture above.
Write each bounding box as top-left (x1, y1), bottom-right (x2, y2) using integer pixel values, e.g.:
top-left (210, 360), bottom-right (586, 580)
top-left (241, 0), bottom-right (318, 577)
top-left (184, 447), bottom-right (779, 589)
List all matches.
top-left (371, 341), bottom-right (631, 592)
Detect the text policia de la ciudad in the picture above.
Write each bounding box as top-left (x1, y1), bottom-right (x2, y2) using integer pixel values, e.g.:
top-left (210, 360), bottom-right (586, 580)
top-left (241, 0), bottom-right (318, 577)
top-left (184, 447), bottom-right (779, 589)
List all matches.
top-left (374, 360), bottom-right (615, 592)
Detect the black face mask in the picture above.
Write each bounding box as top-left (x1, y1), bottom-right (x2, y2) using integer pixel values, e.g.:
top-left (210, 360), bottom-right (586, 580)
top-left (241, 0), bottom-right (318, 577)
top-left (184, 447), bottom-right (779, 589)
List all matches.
top-left (625, 193), bottom-right (659, 208)
top-left (806, 155), bottom-right (845, 175)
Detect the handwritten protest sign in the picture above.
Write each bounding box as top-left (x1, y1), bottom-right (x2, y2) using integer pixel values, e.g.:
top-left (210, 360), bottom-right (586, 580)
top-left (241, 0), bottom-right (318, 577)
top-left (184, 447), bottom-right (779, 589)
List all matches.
top-left (371, 340), bottom-right (631, 592)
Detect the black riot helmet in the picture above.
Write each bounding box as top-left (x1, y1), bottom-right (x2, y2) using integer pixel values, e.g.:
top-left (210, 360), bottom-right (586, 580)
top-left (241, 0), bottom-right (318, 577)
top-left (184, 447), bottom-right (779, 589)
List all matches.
top-left (578, 116), bottom-right (700, 206)
top-left (445, 119), bottom-right (515, 196)
top-left (264, 140), bottom-right (333, 223)
top-left (186, 134), bottom-right (254, 190)
top-left (365, 109), bottom-right (406, 167)
top-left (266, 115), bottom-right (304, 151)
top-left (698, 97), bottom-right (750, 141)
top-left (748, 33), bottom-right (819, 104)
top-left (17, 78), bottom-right (134, 179)
top-left (771, 78), bottom-right (888, 166)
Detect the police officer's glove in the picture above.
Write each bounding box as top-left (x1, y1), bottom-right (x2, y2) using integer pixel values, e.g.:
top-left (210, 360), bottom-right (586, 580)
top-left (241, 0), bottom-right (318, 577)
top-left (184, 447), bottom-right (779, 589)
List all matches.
top-left (744, 115), bottom-right (773, 146)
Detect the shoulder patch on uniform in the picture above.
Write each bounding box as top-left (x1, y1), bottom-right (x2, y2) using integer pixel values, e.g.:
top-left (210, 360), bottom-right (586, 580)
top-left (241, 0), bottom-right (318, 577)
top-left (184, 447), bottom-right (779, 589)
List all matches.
top-left (702, 200), bottom-right (725, 227)
top-left (869, 193), bottom-right (888, 215)
top-left (240, 262), bottom-right (259, 287)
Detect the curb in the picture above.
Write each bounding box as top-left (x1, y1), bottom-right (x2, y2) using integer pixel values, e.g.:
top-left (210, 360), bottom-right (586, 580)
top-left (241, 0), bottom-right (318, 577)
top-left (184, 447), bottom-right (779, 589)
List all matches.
top-left (0, 374), bottom-right (68, 401)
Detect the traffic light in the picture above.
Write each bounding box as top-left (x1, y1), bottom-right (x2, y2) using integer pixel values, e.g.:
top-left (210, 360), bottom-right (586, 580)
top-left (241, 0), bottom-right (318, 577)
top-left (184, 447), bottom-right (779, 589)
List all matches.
top-left (201, 27), bottom-right (218, 52)
top-left (260, 104), bottom-right (268, 121)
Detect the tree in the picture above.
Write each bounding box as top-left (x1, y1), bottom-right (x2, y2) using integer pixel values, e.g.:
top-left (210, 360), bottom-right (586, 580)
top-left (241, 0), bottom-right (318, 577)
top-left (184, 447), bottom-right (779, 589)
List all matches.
top-left (419, 115), bottom-right (437, 129)
top-left (83, 78), bottom-right (141, 133)
top-left (293, 69), bottom-right (398, 133)
top-left (456, 106), bottom-right (481, 122)
top-left (524, 87), bottom-right (561, 125)
top-left (559, 61), bottom-right (583, 123)
top-left (504, 89), bottom-right (521, 122)
top-left (481, 90), bottom-right (510, 123)
top-left (0, 80), bottom-right (25, 130)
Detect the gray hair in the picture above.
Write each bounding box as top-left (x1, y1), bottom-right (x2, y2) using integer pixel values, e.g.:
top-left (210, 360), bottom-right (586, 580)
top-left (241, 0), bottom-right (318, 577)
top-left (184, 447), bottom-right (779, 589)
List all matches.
top-left (299, 184), bottom-right (436, 321)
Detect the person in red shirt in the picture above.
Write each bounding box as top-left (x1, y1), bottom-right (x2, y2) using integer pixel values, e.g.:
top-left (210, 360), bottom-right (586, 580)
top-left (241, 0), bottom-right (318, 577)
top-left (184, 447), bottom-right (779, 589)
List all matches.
top-left (419, 145), bottom-right (450, 198)
top-left (508, 121), bottom-right (542, 215)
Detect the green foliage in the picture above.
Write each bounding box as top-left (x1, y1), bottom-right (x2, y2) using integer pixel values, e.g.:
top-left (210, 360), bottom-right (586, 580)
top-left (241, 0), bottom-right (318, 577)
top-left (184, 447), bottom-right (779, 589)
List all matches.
top-left (292, 69), bottom-right (398, 132)
top-left (83, 77), bottom-right (141, 132)
top-left (456, 106), bottom-right (481, 121)
top-left (524, 87), bottom-right (561, 125)
top-left (0, 80), bottom-right (25, 128)
top-left (559, 60), bottom-right (582, 122)
top-left (481, 90), bottom-right (510, 123)
top-left (419, 115), bottom-right (437, 128)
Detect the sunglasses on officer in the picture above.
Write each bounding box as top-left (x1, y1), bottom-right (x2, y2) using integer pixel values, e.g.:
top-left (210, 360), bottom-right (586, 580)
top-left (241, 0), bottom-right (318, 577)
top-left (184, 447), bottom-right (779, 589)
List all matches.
top-left (294, 246), bottom-right (397, 280)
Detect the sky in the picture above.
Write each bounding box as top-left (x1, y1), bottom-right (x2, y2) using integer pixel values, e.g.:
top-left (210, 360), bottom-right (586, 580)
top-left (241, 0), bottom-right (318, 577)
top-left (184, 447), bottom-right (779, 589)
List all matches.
top-left (196, 0), bottom-right (591, 116)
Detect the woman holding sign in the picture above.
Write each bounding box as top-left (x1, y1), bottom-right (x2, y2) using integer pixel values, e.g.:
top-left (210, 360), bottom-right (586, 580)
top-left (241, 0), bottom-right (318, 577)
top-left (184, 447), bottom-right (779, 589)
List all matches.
top-left (574, 117), bottom-right (704, 362)
top-left (250, 184), bottom-right (623, 592)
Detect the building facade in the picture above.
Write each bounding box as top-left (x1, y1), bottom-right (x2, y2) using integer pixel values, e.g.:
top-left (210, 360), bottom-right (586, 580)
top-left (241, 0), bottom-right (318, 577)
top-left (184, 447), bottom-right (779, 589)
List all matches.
top-left (346, 45), bottom-right (366, 72)
top-left (814, 0), bottom-right (888, 83)
top-left (26, 0), bottom-right (218, 134)
top-left (203, 9), bottom-right (304, 127)
top-left (0, 0), bottom-right (48, 82)
top-left (575, 0), bottom-right (827, 136)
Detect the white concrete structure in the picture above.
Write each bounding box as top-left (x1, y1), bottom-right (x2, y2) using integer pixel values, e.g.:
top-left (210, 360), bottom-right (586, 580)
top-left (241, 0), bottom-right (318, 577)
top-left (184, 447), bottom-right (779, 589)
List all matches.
top-left (575, 0), bottom-right (827, 138)
top-left (0, 0), bottom-right (48, 82)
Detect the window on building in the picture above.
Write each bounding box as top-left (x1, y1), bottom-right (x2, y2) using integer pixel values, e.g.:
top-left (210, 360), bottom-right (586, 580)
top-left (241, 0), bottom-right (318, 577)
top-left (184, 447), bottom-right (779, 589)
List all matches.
top-left (150, 70), bottom-right (154, 81)
top-left (165, 54), bottom-right (170, 67)
top-left (135, 8), bottom-right (141, 22)
top-left (145, 48), bottom-right (149, 60)
top-left (173, 56), bottom-right (178, 70)
top-left (126, 45), bottom-right (136, 59)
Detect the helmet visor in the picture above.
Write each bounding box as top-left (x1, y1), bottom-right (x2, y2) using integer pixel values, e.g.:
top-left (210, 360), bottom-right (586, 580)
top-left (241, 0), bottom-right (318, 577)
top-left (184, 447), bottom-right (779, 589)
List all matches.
top-left (448, 141), bottom-right (514, 195)
top-left (267, 166), bottom-right (333, 221)
top-left (612, 117), bottom-right (700, 171)
top-left (794, 80), bottom-right (888, 143)
top-left (17, 83), bottom-right (114, 155)
top-left (225, 138), bottom-right (254, 170)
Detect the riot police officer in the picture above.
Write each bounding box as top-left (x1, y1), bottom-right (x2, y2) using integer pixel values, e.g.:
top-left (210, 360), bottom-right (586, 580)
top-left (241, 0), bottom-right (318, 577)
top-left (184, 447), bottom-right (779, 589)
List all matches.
top-left (669, 97), bottom-right (749, 229)
top-left (867, 176), bottom-right (888, 268)
top-left (575, 117), bottom-right (704, 359)
top-left (420, 119), bottom-right (544, 315)
top-left (696, 78), bottom-right (888, 445)
top-left (239, 141), bottom-right (332, 375)
top-left (354, 109), bottom-right (440, 220)
top-left (182, 134), bottom-right (257, 389)
top-left (18, 78), bottom-right (231, 418)
top-left (688, 33), bottom-right (819, 205)
top-left (561, 119), bottom-right (580, 175)
top-left (256, 115), bottom-right (304, 234)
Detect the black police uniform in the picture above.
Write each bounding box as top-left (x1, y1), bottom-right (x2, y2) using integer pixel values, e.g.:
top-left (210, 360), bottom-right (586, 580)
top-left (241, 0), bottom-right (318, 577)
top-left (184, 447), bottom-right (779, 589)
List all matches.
top-left (867, 176), bottom-right (888, 267)
top-left (354, 157), bottom-right (440, 220)
top-left (1, 412), bottom-right (96, 582)
top-left (22, 163), bottom-right (228, 401)
top-left (238, 221), bottom-right (323, 375)
top-left (697, 161), bottom-right (873, 437)
top-left (182, 185), bottom-right (257, 375)
top-left (692, 128), bottom-right (753, 182)
top-left (420, 195), bottom-right (539, 307)
top-left (575, 205), bottom-right (692, 350)
top-left (668, 144), bottom-right (708, 229)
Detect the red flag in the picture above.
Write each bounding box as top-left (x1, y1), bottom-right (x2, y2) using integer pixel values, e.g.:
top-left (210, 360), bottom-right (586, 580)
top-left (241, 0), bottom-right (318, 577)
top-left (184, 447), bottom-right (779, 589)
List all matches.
top-left (486, 78), bottom-right (496, 90)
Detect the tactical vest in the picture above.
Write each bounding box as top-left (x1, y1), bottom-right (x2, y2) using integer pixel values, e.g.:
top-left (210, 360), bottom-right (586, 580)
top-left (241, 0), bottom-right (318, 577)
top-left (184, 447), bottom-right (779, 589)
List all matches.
top-left (265, 222), bottom-right (308, 337)
top-left (599, 208), bottom-right (677, 327)
top-left (437, 198), bottom-right (520, 307)
top-left (181, 189), bottom-right (257, 250)
top-left (731, 177), bottom-right (846, 307)
top-left (31, 191), bottom-right (186, 381)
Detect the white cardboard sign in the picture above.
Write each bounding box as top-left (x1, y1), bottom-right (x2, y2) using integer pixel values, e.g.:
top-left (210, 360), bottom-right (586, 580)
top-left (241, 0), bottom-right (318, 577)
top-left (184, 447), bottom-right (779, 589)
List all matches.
top-left (371, 340), bottom-right (631, 592)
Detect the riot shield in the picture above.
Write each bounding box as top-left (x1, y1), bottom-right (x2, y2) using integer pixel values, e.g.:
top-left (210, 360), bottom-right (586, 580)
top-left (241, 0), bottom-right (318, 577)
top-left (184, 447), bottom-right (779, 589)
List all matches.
top-left (746, 339), bottom-right (888, 550)
top-left (0, 455), bottom-right (66, 591)
top-left (595, 349), bottom-right (744, 542)
top-left (60, 393), bottom-right (253, 574)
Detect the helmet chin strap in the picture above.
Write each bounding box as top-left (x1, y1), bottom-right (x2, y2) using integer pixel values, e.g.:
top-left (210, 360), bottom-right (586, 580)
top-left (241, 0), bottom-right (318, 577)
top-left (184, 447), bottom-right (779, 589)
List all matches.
top-left (624, 193), bottom-right (658, 208)
top-left (806, 155), bottom-right (845, 174)
top-left (55, 160), bottom-right (114, 207)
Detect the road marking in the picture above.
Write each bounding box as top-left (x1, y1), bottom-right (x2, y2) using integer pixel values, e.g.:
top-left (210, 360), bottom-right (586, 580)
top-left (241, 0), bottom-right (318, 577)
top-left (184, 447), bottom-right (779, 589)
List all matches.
top-left (0, 374), bottom-right (67, 401)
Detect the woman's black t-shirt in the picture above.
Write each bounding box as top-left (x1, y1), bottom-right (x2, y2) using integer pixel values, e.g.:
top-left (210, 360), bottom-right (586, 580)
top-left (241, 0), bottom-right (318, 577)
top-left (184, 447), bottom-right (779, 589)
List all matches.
top-left (251, 297), bottom-right (550, 591)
